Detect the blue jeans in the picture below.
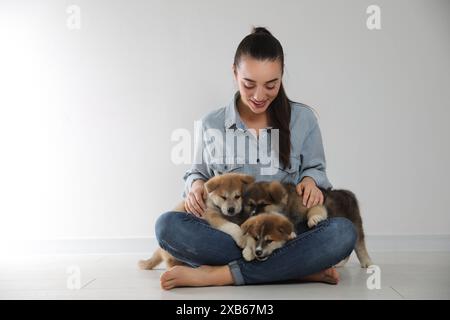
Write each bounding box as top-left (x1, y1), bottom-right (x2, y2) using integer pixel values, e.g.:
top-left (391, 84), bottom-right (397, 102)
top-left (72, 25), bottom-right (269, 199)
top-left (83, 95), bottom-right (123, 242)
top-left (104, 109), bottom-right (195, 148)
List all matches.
top-left (155, 211), bottom-right (357, 285)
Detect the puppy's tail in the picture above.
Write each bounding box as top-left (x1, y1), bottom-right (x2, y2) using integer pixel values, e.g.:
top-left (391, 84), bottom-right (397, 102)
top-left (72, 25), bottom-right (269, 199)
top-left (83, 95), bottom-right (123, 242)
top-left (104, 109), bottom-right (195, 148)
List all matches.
top-left (138, 248), bottom-right (163, 270)
top-left (323, 189), bottom-right (360, 221)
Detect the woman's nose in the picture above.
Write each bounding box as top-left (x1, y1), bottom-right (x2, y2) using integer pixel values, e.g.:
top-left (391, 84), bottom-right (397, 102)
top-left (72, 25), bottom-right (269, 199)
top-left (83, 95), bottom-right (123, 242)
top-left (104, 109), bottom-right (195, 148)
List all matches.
top-left (253, 87), bottom-right (266, 101)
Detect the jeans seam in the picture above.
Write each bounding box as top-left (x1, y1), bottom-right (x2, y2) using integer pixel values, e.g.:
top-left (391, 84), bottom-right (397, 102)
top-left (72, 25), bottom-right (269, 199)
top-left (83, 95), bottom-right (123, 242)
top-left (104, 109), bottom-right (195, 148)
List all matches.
top-left (172, 212), bottom-right (239, 239)
top-left (228, 260), bottom-right (245, 285)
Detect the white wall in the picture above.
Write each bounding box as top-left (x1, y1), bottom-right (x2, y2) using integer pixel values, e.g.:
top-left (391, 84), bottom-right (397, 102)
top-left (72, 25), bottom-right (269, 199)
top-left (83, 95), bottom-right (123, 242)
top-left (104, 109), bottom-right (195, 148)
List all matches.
top-left (0, 0), bottom-right (449, 251)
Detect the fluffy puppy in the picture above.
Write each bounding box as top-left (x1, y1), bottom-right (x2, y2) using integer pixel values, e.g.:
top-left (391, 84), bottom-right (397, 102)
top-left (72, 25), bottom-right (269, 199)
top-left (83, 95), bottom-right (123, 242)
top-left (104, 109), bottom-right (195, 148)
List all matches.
top-left (139, 173), bottom-right (254, 270)
top-left (243, 181), bottom-right (328, 228)
top-left (240, 213), bottom-right (296, 261)
top-left (243, 181), bottom-right (373, 268)
top-left (323, 189), bottom-right (373, 267)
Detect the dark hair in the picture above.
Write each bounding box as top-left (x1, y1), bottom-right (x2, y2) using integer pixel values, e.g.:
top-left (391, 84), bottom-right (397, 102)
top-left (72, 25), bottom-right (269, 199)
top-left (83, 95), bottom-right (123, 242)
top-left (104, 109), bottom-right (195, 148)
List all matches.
top-left (233, 26), bottom-right (292, 170)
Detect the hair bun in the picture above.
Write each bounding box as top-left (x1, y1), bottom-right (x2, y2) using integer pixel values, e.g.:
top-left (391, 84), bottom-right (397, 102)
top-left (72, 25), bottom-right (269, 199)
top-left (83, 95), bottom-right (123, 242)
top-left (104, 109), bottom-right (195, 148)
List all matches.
top-left (252, 26), bottom-right (272, 36)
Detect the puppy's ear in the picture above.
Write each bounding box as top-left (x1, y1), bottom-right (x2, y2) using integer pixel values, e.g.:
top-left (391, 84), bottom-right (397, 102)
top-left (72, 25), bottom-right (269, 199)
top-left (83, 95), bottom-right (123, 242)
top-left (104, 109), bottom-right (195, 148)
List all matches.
top-left (241, 219), bottom-right (253, 236)
top-left (204, 177), bottom-right (220, 194)
top-left (269, 181), bottom-right (287, 204)
top-left (239, 174), bottom-right (255, 185)
top-left (278, 220), bottom-right (294, 239)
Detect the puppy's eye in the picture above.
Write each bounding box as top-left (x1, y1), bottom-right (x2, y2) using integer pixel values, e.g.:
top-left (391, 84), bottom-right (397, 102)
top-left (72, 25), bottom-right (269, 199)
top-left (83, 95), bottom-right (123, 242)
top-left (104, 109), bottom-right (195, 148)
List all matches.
top-left (221, 196), bottom-right (227, 200)
top-left (258, 202), bottom-right (269, 207)
top-left (235, 195), bottom-right (241, 199)
top-left (265, 239), bottom-right (273, 244)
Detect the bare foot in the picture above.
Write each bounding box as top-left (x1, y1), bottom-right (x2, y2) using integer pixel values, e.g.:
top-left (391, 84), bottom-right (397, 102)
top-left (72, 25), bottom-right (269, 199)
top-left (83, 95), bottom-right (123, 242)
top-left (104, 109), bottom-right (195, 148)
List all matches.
top-left (299, 267), bottom-right (340, 285)
top-left (160, 265), bottom-right (234, 290)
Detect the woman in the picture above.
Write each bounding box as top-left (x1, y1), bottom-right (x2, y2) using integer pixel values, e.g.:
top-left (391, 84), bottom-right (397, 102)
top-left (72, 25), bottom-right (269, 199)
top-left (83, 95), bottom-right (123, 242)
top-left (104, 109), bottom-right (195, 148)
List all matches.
top-left (156, 27), bottom-right (356, 290)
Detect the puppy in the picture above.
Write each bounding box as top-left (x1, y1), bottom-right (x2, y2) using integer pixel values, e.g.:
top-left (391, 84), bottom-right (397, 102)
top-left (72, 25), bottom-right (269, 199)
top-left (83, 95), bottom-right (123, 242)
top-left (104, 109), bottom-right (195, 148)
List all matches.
top-left (138, 172), bottom-right (254, 270)
top-left (323, 189), bottom-right (373, 268)
top-left (243, 181), bottom-right (328, 229)
top-left (240, 213), bottom-right (296, 261)
top-left (243, 181), bottom-right (373, 268)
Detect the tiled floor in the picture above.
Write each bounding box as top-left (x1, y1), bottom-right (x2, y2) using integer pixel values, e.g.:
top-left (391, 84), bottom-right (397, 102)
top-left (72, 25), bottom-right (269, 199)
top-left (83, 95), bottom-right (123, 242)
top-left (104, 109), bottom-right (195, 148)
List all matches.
top-left (0, 252), bottom-right (449, 299)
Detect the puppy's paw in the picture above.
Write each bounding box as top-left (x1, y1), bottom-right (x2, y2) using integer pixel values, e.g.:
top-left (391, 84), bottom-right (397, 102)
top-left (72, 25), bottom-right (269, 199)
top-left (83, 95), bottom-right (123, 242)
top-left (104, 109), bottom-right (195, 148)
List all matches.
top-left (235, 235), bottom-right (247, 249)
top-left (359, 258), bottom-right (374, 268)
top-left (242, 247), bottom-right (255, 261)
top-left (138, 259), bottom-right (152, 270)
top-left (307, 214), bottom-right (326, 228)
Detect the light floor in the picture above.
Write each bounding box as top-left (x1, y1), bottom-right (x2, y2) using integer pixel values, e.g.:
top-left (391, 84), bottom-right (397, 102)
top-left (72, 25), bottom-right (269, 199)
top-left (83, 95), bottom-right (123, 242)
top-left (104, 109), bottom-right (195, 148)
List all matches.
top-left (0, 252), bottom-right (449, 300)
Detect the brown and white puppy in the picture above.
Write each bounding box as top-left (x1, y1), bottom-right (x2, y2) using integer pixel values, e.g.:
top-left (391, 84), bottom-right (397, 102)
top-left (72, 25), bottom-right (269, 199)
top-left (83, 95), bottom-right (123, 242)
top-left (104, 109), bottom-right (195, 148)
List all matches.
top-left (243, 181), bottom-right (373, 268)
top-left (138, 173), bottom-right (254, 270)
top-left (243, 181), bottom-right (328, 229)
top-left (240, 213), bottom-right (296, 261)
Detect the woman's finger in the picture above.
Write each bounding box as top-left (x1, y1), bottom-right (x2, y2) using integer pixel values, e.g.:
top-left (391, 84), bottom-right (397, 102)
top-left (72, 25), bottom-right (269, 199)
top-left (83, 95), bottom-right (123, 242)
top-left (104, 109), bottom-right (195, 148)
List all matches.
top-left (312, 196), bottom-right (320, 207)
top-left (185, 199), bottom-right (193, 215)
top-left (303, 188), bottom-right (311, 206)
top-left (194, 191), bottom-right (206, 211)
top-left (187, 197), bottom-right (200, 217)
top-left (296, 183), bottom-right (303, 196)
top-left (191, 195), bottom-right (204, 217)
top-left (319, 192), bottom-right (324, 205)
top-left (307, 189), bottom-right (320, 208)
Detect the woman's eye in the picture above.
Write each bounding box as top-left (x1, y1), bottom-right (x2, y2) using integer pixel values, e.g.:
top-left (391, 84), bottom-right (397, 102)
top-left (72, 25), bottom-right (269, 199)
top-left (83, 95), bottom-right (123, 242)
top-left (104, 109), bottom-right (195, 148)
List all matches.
top-left (243, 83), bottom-right (255, 89)
top-left (266, 86), bottom-right (276, 90)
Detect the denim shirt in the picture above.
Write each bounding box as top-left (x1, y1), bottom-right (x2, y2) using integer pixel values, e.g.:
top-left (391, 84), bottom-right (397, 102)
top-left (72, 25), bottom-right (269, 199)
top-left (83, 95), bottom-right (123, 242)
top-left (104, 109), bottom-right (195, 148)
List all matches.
top-left (182, 92), bottom-right (332, 198)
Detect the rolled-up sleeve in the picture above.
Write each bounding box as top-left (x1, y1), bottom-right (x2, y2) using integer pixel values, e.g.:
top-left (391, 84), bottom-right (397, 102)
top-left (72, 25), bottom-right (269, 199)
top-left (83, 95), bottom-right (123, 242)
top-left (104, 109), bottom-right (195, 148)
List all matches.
top-left (182, 126), bottom-right (213, 198)
top-left (298, 122), bottom-right (332, 190)
top-left (183, 167), bottom-right (210, 198)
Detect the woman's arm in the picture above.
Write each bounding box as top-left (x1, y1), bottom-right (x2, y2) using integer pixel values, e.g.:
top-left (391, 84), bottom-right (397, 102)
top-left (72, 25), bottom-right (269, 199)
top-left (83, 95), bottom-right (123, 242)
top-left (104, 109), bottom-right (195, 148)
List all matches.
top-left (298, 121), bottom-right (332, 190)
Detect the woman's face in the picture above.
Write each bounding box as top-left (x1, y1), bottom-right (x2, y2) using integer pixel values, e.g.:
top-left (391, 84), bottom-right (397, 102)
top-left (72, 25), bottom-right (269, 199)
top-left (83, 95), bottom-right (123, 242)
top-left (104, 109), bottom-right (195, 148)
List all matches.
top-left (233, 56), bottom-right (283, 115)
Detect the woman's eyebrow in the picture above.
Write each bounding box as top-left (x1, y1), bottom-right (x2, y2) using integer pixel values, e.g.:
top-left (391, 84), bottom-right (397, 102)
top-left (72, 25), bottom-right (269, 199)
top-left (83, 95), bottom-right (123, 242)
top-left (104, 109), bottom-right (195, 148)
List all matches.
top-left (243, 77), bottom-right (279, 84)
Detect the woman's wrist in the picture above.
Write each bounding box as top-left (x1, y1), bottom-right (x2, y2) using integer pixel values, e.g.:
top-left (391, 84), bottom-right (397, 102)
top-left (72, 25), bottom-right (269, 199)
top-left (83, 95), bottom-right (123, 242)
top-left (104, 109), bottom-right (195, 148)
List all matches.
top-left (301, 176), bottom-right (317, 186)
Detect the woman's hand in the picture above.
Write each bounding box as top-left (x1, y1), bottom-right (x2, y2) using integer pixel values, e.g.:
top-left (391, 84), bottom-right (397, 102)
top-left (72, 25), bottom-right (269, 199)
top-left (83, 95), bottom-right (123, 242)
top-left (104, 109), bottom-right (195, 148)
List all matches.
top-left (185, 179), bottom-right (207, 217)
top-left (296, 177), bottom-right (324, 208)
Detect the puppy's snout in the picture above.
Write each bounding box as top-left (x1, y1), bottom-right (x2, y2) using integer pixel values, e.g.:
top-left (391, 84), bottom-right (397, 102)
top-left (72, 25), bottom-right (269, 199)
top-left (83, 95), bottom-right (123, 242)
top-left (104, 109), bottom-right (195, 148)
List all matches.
top-left (227, 207), bottom-right (235, 214)
top-left (255, 249), bottom-right (263, 257)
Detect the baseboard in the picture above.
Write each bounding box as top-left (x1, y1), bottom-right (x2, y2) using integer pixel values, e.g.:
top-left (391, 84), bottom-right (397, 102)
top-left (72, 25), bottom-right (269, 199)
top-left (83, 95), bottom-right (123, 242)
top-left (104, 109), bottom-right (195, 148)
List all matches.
top-left (2, 235), bottom-right (450, 255)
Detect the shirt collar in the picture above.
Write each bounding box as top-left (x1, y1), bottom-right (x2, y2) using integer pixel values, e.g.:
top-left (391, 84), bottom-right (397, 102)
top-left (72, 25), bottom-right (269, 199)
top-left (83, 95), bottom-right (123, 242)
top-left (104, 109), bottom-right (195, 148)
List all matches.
top-left (224, 91), bottom-right (244, 130)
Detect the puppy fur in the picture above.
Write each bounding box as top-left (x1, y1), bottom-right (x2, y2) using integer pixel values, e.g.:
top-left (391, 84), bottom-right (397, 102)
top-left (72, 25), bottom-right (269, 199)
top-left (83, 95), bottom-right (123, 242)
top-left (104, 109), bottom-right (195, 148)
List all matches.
top-left (138, 173), bottom-right (254, 270)
top-left (243, 181), bottom-right (373, 268)
top-left (241, 213), bottom-right (296, 261)
top-left (243, 181), bottom-right (328, 229)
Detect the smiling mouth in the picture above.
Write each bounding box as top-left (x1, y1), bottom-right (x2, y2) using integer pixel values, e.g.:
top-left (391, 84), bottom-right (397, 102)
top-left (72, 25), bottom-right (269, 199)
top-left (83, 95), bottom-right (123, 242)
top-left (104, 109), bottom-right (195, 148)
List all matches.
top-left (250, 99), bottom-right (267, 109)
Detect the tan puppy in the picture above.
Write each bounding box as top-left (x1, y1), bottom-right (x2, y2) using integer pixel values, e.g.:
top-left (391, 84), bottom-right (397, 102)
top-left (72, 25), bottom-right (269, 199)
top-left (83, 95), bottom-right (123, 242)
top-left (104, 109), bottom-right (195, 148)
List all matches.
top-left (139, 173), bottom-right (254, 270)
top-left (241, 213), bottom-right (296, 261)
